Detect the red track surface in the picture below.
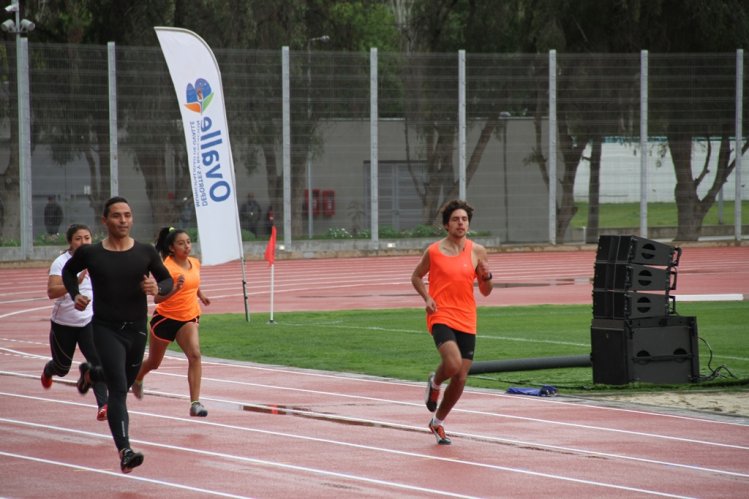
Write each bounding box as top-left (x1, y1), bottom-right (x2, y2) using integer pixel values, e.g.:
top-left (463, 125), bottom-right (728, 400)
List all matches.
top-left (2, 246), bottom-right (748, 497)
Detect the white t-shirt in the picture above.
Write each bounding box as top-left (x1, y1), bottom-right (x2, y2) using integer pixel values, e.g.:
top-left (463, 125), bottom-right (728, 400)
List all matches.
top-left (49, 251), bottom-right (93, 327)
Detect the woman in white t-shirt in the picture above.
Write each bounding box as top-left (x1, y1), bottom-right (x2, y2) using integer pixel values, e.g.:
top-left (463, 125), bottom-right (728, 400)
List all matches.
top-left (42, 223), bottom-right (108, 421)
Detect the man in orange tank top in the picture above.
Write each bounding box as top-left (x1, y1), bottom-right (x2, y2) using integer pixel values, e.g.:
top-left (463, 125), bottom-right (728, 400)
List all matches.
top-left (411, 199), bottom-right (493, 445)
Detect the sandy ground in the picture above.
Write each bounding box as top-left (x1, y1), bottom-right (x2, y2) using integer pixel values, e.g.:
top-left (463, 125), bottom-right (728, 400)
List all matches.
top-left (582, 391), bottom-right (749, 419)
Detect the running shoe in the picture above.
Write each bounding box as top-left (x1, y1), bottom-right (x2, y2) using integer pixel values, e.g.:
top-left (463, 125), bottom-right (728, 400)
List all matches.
top-left (96, 404), bottom-right (108, 421)
top-left (119, 448), bottom-right (144, 474)
top-left (76, 363), bottom-right (91, 394)
top-left (41, 363), bottom-right (53, 389)
top-left (425, 373), bottom-right (440, 412)
top-left (428, 419), bottom-right (452, 445)
top-left (131, 380), bottom-right (144, 400)
top-left (190, 401), bottom-right (208, 417)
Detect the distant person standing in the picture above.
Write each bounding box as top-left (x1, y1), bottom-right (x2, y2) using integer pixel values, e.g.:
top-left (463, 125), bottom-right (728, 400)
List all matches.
top-left (240, 193), bottom-right (262, 236)
top-left (265, 205), bottom-right (275, 236)
top-left (132, 227), bottom-right (211, 417)
top-left (44, 196), bottom-right (63, 235)
top-left (62, 196), bottom-right (173, 474)
top-left (179, 197), bottom-right (193, 228)
top-left (410, 199), bottom-right (493, 445)
top-left (42, 223), bottom-right (109, 421)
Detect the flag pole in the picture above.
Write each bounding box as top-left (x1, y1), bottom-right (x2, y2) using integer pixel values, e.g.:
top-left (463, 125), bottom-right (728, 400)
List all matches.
top-left (264, 225), bottom-right (277, 324)
top-left (268, 263), bottom-right (275, 323)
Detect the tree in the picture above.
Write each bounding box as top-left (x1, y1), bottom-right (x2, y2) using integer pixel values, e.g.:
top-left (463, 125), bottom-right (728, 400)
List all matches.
top-left (402, 0), bottom-right (526, 224)
top-left (521, 0), bottom-right (749, 241)
top-left (638, 0), bottom-right (749, 240)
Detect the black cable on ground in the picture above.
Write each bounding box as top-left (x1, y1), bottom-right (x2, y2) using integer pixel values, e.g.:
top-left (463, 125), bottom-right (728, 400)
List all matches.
top-left (693, 336), bottom-right (737, 383)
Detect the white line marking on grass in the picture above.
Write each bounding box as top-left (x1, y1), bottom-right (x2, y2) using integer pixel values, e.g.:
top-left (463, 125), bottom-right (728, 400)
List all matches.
top-left (674, 294), bottom-right (744, 301)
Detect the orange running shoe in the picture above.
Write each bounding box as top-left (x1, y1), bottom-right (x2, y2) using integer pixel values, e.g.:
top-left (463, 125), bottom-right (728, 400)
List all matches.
top-left (96, 404), bottom-right (108, 421)
top-left (428, 419), bottom-right (452, 445)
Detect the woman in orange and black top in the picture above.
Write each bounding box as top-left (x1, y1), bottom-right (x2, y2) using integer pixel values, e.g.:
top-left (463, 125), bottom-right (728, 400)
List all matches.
top-left (411, 199), bottom-right (493, 445)
top-left (131, 227), bottom-right (211, 417)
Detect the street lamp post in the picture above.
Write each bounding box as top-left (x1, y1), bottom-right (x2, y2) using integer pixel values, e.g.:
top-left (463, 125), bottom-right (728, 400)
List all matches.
top-left (2, 0), bottom-right (35, 257)
top-left (306, 35), bottom-right (329, 239)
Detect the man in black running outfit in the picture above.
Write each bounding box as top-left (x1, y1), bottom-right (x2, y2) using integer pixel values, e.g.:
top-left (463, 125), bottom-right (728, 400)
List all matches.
top-left (62, 196), bottom-right (173, 474)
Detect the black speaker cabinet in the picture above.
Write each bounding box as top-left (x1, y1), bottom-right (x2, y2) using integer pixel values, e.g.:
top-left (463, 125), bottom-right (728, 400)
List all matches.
top-left (592, 290), bottom-right (674, 320)
top-left (593, 263), bottom-right (675, 292)
top-left (596, 235), bottom-right (680, 267)
top-left (591, 316), bottom-right (699, 385)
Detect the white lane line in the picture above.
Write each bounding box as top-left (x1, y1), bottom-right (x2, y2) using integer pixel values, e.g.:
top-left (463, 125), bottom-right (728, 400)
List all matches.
top-left (0, 418), bottom-right (478, 499)
top-left (0, 450), bottom-right (252, 498)
top-left (3, 391), bottom-right (748, 483)
top-left (0, 305), bottom-right (52, 318)
top-left (0, 416), bottom-right (695, 498)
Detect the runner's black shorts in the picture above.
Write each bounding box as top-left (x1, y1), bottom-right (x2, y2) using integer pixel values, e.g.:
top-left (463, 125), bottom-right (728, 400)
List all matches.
top-left (431, 324), bottom-right (476, 360)
top-left (149, 313), bottom-right (199, 342)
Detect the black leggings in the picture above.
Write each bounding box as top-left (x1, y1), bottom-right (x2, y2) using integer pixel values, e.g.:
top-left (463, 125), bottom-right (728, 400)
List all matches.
top-left (89, 318), bottom-right (148, 451)
top-left (47, 321), bottom-right (107, 408)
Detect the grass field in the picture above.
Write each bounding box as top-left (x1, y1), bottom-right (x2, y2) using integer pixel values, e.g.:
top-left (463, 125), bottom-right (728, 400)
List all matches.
top-left (195, 301), bottom-right (749, 395)
top-left (571, 201), bottom-right (749, 228)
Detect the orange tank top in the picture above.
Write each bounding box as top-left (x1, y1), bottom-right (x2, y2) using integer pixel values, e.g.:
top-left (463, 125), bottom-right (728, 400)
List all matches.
top-left (426, 239), bottom-right (477, 334)
top-left (155, 256), bottom-right (201, 321)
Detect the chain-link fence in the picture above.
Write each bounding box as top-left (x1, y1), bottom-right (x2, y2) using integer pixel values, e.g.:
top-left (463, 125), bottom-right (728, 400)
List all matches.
top-left (0, 41), bottom-right (746, 257)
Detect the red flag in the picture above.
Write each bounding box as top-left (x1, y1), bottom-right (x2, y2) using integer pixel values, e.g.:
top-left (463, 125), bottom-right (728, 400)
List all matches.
top-left (264, 226), bottom-right (277, 266)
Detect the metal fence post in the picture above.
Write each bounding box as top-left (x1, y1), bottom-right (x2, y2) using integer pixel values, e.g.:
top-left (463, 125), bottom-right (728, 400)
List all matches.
top-left (18, 37), bottom-right (32, 257)
top-left (640, 50), bottom-right (649, 239)
top-left (108, 41), bottom-right (118, 197)
top-left (458, 49), bottom-right (466, 201)
top-left (282, 46), bottom-right (291, 248)
top-left (370, 47), bottom-right (379, 245)
top-left (548, 49), bottom-right (557, 245)
top-left (736, 48), bottom-right (744, 241)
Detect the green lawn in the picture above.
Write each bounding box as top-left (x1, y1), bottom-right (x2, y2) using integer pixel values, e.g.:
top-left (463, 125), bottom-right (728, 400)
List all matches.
top-left (571, 201), bottom-right (749, 228)
top-left (193, 301), bottom-right (749, 395)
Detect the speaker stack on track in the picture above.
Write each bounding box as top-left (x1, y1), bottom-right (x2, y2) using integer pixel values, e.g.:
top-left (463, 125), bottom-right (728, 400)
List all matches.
top-left (591, 235), bottom-right (700, 385)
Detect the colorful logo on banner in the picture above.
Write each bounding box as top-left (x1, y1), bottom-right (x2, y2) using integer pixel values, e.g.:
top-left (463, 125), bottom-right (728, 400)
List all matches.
top-left (185, 78), bottom-right (214, 113)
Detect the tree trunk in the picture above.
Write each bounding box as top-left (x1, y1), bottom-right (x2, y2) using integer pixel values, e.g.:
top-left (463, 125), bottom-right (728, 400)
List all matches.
top-left (0, 42), bottom-right (20, 241)
top-left (555, 118), bottom-right (584, 243)
top-left (262, 142), bottom-right (282, 225)
top-left (135, 148), bottom-right (177, 231)
top-left (669, 132), bottom-right (702, 241)
top-left (586, 138), bottom-right (602, 244)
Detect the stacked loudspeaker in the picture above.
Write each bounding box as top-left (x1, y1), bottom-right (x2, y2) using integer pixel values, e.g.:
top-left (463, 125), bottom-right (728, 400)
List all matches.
top-left (591, 235), bottom-right (700, 385)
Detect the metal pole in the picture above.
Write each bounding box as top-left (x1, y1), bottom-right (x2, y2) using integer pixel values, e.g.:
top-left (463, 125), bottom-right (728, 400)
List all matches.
top-left (108, 41), bottom-right (119, 196)
top-left (282, 47), bottom-right (291, 248)
top-left (735, 49), bottom-right (744, 241)
top-left (370, 47), bottom-right (379, 245)
top-left (458, 50), bottom-right (466, 201)
top-left (640, 50), bottom-right (649, 239)
top-left (18, 36), bottom-right (32, 258)
top-left (548, 50), bottom-right (557, 245)
top-left (306, 42), bottom-right (313, 238)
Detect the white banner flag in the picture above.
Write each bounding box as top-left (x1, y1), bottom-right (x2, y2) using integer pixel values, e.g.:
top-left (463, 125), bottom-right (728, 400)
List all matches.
top-left (155, 27), bottom-right (243, 265)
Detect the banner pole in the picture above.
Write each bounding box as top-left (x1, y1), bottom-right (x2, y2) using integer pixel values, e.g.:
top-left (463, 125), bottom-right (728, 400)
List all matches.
top-left (241, 256), bottom-right (250, 322)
